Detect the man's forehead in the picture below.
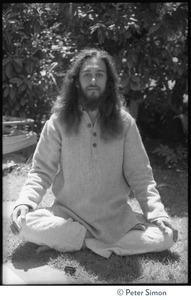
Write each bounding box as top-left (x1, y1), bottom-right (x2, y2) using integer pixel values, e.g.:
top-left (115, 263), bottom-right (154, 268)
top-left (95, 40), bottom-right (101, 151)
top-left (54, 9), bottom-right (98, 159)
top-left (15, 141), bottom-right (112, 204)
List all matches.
top-left (81, 57), bottom-right (106, 72)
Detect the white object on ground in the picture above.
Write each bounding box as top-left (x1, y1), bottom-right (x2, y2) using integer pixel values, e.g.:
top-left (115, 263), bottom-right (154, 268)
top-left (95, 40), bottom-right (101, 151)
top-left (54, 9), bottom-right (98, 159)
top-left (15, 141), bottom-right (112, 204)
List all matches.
top-left (3, 131), bottom-right (37, 154)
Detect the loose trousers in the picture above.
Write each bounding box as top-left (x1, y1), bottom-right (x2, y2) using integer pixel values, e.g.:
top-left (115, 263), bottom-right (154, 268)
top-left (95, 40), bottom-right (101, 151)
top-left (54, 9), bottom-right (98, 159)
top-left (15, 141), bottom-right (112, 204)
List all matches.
top-left (17, 206), bottom-right (174, 258)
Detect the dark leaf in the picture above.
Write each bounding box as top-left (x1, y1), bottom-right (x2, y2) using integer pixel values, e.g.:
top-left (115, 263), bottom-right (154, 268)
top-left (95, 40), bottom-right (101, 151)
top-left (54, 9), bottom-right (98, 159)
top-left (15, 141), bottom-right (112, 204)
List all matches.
top-left (148, 22), bottom-right (161, 35)
top-left (130, 75), bottom-right (140, 83)
top-left (3, 83), bottom-right (8, 89)
top-left (20, 84), bottom-right (26, 92)
top-left (130, 80), bottom-right (140, 91)
top-left (15, 103), bottom-right (20, 111)
top-left (121, 77), bottom-right (130, 88)
top-left (34, 19), bottom-right (41, 35)
top-left (3, 32), bottom-right (13, 52)
top-left (20, 97), bottom-right (26, 106)
top-left (122, 83), bottom-right (130, 95)
top-left (3, 57), bottom-right (12, 66)
top-left (19, 109), bottom-right (26, 118)
top-left (10, 87), bottom-right (16, 100)
top-left (4, 87), bottom-right (9, 98)
top-left (26, 60), bottom-right (34, 74)
top-left (127, 60), bottom-right (133, 69)
top-left (25, 79), bottom-right (33, 90)
top-left (10, 77), bottom-right (23, 85)
top-left (13, 60), bottom-right (22, 73)
top-left (14, 58), bottom-right (23, 68)
top-left (7, 12), bottom-right (20, 21)
top-left (9, 96), bottom-right (14, 107)
top-left (5, 63), bottom-right (13, 79)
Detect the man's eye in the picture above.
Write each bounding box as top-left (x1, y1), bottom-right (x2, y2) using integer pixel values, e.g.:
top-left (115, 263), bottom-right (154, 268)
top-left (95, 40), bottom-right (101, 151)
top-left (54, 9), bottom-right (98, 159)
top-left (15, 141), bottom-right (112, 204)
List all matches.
top-left (96, 73), bottom-right (103, 77)
top-left (84, 73), bottom-right (91, 77)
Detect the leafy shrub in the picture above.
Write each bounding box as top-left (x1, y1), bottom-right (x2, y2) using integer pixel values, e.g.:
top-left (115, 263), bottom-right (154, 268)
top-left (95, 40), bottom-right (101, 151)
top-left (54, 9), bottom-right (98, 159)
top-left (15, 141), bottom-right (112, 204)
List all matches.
top-left (153, 144), bottom-right (187, 166)
top-left (2, 4), bottom-right (63, 133)
top-left (3, 3), bottom-right (188, 141)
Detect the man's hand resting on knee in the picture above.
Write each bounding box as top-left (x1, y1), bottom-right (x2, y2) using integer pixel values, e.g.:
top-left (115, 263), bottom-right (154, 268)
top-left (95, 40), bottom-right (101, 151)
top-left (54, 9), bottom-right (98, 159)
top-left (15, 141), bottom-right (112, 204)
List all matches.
top-left (151, 217), bottom-right (178, 242)
top-left (10, 205), bottom-right (30, 235)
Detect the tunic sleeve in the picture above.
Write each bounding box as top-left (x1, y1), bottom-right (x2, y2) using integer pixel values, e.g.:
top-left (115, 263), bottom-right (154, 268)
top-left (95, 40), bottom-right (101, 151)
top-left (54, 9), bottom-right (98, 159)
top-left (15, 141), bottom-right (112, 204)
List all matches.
top-left (14, 115), bottom-right (62, 210)
top-left (123, 116), bottom-right (169, 220)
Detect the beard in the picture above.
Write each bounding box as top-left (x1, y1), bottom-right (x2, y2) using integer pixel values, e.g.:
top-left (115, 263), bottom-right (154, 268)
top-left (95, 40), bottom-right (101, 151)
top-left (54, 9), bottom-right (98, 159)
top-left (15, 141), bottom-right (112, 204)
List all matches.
top-left (77, 84), bottom-right (107, 111)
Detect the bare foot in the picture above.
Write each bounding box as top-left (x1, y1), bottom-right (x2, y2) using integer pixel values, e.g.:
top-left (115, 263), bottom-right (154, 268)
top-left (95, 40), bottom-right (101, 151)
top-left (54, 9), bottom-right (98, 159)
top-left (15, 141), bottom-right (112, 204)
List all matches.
top-left (36, 245), bottom-right (51, 254)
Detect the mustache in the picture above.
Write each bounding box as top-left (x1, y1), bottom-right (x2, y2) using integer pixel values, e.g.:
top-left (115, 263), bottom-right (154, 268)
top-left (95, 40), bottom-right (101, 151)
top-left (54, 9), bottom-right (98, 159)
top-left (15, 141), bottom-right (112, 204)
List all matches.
top-left (87, 86), bottom-right (100, 89)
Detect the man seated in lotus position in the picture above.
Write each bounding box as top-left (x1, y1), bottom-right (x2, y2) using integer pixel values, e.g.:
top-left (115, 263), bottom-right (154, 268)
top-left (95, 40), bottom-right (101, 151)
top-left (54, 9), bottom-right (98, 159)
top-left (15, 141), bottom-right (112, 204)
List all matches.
top-left (10, 48), bottom-right (177, 258)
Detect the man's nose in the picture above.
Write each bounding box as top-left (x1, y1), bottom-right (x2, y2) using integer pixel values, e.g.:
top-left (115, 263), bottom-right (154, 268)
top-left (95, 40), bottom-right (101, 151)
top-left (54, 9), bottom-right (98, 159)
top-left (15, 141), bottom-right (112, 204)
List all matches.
top-left (91, 76), bottom-right (96, 84)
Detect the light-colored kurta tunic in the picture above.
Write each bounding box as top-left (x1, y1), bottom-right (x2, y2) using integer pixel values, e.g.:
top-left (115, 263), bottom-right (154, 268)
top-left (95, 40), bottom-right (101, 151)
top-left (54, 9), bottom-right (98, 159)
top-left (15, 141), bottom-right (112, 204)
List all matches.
top-left (14, 108), bottom-right (169, 244)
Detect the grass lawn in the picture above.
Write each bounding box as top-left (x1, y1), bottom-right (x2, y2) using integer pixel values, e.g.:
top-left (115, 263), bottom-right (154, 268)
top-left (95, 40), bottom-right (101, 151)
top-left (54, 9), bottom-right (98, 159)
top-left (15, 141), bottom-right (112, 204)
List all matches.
top-left (3, 151), bottom-right (188, 284)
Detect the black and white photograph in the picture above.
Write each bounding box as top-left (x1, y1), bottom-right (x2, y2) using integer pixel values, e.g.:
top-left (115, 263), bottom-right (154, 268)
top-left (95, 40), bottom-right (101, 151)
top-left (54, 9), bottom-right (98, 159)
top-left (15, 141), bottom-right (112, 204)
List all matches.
top-left (2, 2), bottom-right (188, 294)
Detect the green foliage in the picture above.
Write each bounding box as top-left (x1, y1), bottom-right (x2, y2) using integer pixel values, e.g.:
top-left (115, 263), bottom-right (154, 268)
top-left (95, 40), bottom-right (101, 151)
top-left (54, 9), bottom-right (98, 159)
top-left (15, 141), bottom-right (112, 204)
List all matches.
top-left (3, 3), bottom-right (188, 138)
top-left (153, 144), bottom-right (187, 166)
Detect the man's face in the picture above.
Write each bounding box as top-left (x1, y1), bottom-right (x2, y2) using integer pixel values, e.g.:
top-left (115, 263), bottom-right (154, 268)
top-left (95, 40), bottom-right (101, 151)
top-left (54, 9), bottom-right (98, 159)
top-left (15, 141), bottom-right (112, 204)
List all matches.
top-left (77, 57), bottom-right (107, 111)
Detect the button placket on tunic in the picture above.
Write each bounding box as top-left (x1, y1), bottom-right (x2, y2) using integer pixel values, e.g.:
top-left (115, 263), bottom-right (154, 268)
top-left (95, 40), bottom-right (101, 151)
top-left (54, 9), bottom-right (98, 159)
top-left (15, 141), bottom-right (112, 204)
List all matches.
top-left (91, 123), bottom-right (98, 159)
top-left (83, 111), bottom-right (99, 159)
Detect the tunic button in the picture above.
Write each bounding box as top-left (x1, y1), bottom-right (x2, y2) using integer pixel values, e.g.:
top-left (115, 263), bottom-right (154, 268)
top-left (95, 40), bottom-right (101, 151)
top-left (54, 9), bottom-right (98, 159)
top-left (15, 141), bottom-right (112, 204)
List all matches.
top-left (93, 132), bottom-right (97, 136)
top-left (92, 143), bottom-right (97, 147)
top-left (87, 123), bottom-right (91, 128)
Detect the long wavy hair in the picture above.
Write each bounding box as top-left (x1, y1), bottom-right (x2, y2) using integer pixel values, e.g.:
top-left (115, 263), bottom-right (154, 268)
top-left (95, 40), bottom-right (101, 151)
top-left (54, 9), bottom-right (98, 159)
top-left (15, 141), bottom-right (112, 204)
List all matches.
top-left (51, 48), bottom-right (125, 140)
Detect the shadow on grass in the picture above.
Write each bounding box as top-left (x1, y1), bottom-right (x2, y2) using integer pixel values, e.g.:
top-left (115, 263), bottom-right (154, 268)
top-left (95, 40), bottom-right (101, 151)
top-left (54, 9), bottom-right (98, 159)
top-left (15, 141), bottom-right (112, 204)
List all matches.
top-left (41, 248), bottom-right (181, 284)
top-left (10, 242), bottom-right (140, 283)
top-left (138, 250), bottom-right (181, 264)
top-left (11, 242), bottom-right (59, 271)
top-left (10, 241), bottom-right (181, 284)
top-left (67, 249), bottom-right (181, 284)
